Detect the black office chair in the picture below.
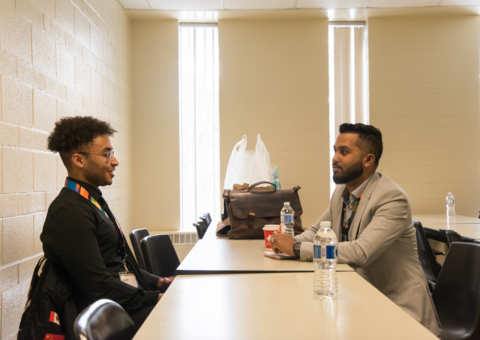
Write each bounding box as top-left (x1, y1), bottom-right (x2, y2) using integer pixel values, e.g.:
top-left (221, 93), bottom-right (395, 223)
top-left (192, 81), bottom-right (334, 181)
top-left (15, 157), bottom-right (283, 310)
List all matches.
top-left (193, 222), bottom-right (205, 239)
top-left (200, 216), bottom-right (209, 230)
top-left (413, 221), bottom-right (443, 290)
top-left (203, 213), bottom-right (212, 225)
top-left (198, 219), bottom-right (208, 236)
top-left (129, 229), bottom-right (150, 271)
top-left (439, 229), bottom-right (464, 249)
top-left (140, 234), bottom-right (180, 277)
top-left (433, 243), bottom-right (480, 340)
top-left (74, 299), bottom-right (136, 340)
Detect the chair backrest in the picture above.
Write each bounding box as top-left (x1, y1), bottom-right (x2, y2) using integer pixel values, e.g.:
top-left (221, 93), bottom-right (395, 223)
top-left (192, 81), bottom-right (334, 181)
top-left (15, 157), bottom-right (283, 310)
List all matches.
top-left (432, 243), bottom-right (480, 338)
top-left (413, 221), bottom-right (441, 283)
top-left (198, 219), bottom-right (208, 236)
top-left (193, 222), bottom-right (204, 239)
top-left (203, 213), bottom-right (212, 225)
top-left (199, 216), bottom-right (209, 229)
top-left (74, 299), bottom-right (136, 340)
top-left (129, 229), bottom-right (150, 271)
top-left (439, 229), bottom-right (464, 248)
top-left (140, 234), bottom-right (180, 277)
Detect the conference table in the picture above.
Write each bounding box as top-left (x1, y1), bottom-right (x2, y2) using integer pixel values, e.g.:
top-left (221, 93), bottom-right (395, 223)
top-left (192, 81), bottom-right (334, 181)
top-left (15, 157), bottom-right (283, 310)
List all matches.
top-left (134, 223), bottom-right (440, 339)
top-left (134, 272), bottom-right (438, 340)
top-left (176, 238), bottom-right (354, 274)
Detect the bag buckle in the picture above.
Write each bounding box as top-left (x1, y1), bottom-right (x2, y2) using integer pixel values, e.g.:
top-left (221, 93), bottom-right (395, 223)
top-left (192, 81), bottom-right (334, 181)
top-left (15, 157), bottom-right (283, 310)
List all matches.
top-left (247, 213), bottom-right (255, 228)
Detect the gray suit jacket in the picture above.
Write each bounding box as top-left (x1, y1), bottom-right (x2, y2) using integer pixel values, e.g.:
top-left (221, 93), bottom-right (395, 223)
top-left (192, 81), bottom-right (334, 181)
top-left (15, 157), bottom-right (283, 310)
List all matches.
top-left (295, 172), bottom-right (440, 335)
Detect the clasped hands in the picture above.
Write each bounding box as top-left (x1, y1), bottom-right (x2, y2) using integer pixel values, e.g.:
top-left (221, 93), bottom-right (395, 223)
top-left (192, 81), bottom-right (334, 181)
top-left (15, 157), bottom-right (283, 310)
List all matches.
top-left (270, 231), bottom-right (297, 256)
top-left (157, 276), bottom-right (175, 302)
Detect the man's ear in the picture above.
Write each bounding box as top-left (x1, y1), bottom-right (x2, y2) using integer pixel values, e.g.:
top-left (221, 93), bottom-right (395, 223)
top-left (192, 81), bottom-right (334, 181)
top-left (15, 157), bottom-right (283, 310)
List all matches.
top-left (71, 153), bottom-right (85, 169)
top-left (364, 154), bottom-right (375, 168)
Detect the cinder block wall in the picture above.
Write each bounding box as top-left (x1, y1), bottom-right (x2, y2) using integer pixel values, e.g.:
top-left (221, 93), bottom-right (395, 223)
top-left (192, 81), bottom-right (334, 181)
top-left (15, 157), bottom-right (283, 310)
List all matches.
top-left (369, 16), bottom-right (480, 216)
top-left (0, 0), bottom-right (133, 336)
top-left (218, 19), bottom-right (330, 228)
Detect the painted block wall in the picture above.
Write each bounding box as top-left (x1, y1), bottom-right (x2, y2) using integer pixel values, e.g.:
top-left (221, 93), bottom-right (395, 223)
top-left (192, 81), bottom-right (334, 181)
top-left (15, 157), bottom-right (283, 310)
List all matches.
top-left (218, 19), bottom-right (331, 228)
top-left (0, 0), bottom-right (133, 336)
top-left (131, 20), bottom-right (180, 231)
top-left (369, 16), bottom-right (480, 217)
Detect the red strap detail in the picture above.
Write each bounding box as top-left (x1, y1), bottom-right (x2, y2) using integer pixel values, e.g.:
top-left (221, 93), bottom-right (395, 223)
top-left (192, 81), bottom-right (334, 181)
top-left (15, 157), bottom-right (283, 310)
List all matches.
top-left (44, 334), bottom-right (65, 340)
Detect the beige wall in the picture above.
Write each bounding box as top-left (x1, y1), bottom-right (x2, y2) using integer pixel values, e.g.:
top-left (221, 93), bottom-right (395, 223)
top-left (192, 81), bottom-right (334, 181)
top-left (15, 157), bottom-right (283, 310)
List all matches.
top-left (2, 5), bottom-right (480, 339)
top-left (131, 20), bottom-right (179, 231)
top-left (219, 19), bottom-right (330, 227)
top-left (0, 0), bottom-right (133, 336)
top-left (370, 16), bottom-right (480, 217)
top-left (130, 18), bottom-right (330, 231)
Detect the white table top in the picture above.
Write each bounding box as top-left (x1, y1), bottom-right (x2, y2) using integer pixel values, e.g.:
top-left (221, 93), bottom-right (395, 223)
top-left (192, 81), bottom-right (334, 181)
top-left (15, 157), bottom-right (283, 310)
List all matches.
top-left (413, 214), bottom-right (480, 225)
top-left (202, 221), bottom-right (221, 240)
top-left (134, 272), bottom-right (438, 340)
top-left (177, 239), bottom-right (353, 274)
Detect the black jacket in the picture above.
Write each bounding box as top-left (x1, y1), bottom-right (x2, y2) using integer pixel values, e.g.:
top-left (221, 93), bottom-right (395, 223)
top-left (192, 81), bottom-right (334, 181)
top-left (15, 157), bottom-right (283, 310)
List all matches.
top-left (40, 178), bottom-right (159, 314)
top-left (18, 257), bottom-right (78, 340)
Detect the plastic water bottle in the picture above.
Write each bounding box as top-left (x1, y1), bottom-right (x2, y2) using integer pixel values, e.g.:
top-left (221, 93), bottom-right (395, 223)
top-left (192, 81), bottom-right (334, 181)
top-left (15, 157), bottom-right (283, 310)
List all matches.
top-left (281, 202), bottom-right (295, 237)
top-left (313, 221), bottom-right (338, 299)
top-left (446, 192), bottom-right (455, 218)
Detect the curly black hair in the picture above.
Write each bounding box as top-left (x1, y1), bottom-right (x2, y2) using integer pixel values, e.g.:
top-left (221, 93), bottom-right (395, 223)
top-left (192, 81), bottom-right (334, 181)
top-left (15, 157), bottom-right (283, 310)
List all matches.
top-left (48, 116), bottom-right (117, 170)
top-left (339, 123), bottom-right (383, 166)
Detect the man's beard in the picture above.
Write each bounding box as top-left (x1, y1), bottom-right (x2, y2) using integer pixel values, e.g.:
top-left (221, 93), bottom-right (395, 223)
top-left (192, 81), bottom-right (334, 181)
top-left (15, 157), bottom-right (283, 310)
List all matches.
top-left (333, 159), bottom-right (364, 184)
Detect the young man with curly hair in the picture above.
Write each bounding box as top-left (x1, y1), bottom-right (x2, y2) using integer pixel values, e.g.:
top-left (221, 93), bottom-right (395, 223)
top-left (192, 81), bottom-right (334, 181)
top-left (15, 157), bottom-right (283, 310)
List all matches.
top-left (41, 116), bottom-right (171, 331)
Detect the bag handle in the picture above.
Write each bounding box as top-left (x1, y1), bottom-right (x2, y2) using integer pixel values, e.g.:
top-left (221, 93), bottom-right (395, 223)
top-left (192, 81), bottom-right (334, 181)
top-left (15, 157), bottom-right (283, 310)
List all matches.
top-left (247, 181), bottom-right (277, 192)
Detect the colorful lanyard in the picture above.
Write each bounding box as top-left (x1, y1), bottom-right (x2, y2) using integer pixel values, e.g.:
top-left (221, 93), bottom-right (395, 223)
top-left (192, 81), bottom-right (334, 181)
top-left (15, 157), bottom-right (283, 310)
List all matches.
top-left (64, 179), bottom-right (126, 255)
top-left (65, 179), bottom-right (104, 212)
top-left (341, 190), bottom-right (364, 242)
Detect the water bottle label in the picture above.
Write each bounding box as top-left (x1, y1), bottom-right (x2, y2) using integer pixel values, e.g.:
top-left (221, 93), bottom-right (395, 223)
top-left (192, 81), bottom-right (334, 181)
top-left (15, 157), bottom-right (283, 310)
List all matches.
top-left (313, 245), bottom-right (321, 259)
top-left (282, 215), bottom-right (294, 223)
top-left (326, 245), bottom-right (337, 260)
top-left (446, 199), bottom-right (454, 205)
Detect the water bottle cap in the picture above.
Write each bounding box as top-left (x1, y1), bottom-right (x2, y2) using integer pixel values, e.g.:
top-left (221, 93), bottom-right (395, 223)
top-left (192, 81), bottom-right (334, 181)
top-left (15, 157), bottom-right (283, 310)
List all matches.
top-left (448, 192), bottom-right (452, 194)
top-left (284, 202), bottom-right (290, 205)
top-left (320, 221), bottom-right (331, 227)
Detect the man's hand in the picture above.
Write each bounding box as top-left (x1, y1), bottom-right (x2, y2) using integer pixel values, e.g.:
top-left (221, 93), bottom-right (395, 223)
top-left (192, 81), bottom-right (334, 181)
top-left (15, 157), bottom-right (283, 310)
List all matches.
top-left (157, 276), bottom-right (175, 290)
top-left (157, 293), bottom-right (164, 302)
top-left (270, 232), bottom-right (297, 256)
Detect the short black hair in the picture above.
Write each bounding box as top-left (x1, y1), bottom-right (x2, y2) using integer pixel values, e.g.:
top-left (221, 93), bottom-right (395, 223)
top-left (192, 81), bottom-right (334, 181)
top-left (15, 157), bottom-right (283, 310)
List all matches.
top-left (47, 117), bottom-right (117, 170)
top-left (339, 123), bottom-right (383, 166)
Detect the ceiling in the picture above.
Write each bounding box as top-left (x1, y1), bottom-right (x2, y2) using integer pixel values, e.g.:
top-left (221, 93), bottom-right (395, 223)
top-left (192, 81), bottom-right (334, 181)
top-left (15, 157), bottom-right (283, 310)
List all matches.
top-left (119, 0), bottom-right (480, 11)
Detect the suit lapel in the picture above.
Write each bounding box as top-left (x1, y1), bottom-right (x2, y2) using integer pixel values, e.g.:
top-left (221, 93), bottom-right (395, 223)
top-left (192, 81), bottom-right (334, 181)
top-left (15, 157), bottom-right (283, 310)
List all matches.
top-left (350, 172), bottom-right (381, 240)
top-left (332, 185), bottom-right (345, 237)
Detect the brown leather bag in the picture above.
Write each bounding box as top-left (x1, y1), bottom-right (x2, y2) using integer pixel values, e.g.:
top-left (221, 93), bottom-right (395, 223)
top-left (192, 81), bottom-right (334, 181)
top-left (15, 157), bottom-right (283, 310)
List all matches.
top-left (223, 181), bottom-right (304, 239)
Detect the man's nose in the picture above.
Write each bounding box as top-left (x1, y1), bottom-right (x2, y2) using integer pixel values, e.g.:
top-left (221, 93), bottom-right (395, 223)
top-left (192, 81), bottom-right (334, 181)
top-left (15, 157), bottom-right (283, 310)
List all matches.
top-left (332, 152), bottom-right (340, 164)
top-left (111, 155), bottom-right (119, 166)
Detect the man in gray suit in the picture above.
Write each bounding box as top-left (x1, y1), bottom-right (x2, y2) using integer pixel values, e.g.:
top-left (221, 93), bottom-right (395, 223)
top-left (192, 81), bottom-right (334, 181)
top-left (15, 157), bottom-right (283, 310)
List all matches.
top-left (271, 123), bottom-right (439, 335)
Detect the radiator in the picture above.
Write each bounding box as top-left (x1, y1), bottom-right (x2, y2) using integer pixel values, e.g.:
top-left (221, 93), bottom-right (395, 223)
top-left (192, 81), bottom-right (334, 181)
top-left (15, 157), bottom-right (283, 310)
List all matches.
top-left (151, 231), bottom-right (198, 246)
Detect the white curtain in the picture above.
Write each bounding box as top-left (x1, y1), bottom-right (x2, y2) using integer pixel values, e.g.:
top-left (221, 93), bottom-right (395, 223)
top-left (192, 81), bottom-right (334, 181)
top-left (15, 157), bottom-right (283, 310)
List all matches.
top-left (179, 25), bottom-right (220, 230)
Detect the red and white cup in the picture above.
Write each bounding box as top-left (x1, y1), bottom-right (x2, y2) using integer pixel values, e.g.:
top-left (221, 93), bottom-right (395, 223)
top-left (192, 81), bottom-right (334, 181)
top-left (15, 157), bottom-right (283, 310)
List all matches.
top-left (263, 225), bottom-right (280, 251)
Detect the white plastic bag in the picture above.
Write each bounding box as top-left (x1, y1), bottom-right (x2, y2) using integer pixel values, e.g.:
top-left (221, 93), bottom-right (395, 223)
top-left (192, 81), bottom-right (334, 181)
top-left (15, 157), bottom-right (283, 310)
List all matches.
top-left (224, 134), bottom-right (272, 190)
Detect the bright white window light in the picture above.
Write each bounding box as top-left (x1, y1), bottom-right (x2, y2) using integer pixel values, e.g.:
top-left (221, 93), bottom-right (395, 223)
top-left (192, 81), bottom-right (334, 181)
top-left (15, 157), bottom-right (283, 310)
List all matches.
top-left (328, 22), bottom-right (369, 197)
top-left (179, 24), bottom-right (220, 231)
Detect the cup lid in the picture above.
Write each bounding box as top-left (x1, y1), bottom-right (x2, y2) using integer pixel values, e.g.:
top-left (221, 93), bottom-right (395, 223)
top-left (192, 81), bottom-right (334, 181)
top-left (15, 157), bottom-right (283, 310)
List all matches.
top-left (263, 225), bottom-right (280, 230)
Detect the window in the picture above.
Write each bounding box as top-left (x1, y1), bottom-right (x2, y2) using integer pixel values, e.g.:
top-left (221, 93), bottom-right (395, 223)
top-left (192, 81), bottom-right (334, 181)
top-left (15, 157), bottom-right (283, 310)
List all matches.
top-left (328, 22), bottom-right (369, 196)
top-left (179, 24), bottom-right (220, 230)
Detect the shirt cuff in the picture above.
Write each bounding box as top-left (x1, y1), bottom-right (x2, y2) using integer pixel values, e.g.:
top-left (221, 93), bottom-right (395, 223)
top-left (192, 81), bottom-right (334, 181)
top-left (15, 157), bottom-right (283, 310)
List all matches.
top-left (299, 241), bottom-right (314, 262)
